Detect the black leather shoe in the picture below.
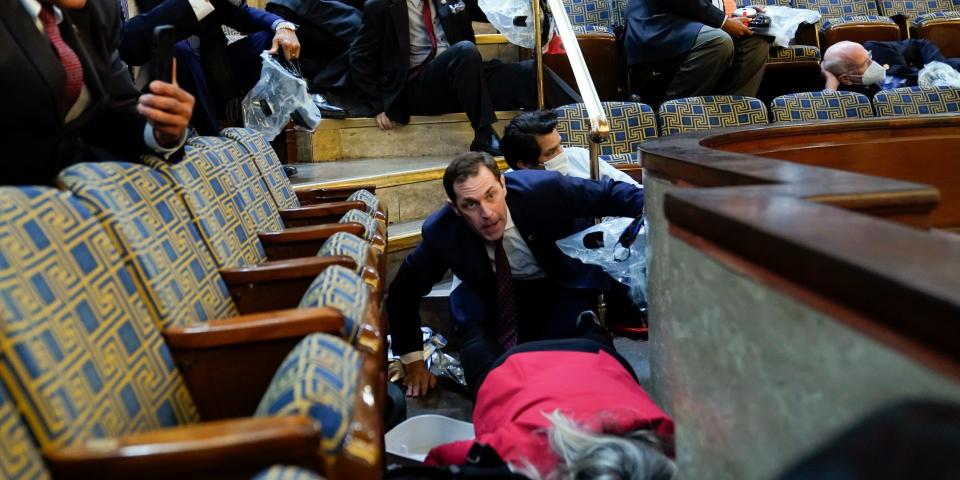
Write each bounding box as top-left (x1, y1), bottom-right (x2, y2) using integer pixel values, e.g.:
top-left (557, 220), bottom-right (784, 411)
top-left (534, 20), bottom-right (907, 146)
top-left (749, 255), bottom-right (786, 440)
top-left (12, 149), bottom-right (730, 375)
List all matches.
top-left (312, 94), bottom-right (348, 119)
top-left (470, 128), bottom-right (502, 157)
top-left (283, 165), bottom-right (298, 177)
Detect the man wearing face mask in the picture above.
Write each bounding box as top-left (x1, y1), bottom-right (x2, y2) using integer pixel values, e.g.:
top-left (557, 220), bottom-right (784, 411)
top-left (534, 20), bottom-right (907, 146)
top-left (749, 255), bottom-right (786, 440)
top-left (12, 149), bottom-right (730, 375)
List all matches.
top-left (821, 41), bottom-right (889, 95)
top-left (501, 110), bottom-right (640, 187)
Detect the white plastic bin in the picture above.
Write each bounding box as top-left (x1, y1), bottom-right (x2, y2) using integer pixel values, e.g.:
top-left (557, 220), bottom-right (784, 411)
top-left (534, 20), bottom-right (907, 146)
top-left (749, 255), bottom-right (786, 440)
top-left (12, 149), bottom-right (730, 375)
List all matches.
top-left (385, 414), bottom-right (476, 462)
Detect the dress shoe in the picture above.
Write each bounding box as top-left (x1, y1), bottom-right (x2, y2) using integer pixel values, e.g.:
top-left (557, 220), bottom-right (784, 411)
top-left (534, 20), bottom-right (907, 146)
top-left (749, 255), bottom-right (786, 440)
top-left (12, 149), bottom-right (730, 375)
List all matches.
top-left (470, 127), bottom-right (502, 157)
top-left (283, 165), bottom-right (298, 178)
top-left (312, 94), bottom-right (348, 119)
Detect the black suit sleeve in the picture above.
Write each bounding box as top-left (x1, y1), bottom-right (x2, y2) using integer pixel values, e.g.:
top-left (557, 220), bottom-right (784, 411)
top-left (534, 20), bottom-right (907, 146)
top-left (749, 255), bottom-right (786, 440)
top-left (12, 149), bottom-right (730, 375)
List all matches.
top-left (652, 0), bottom-right (725, 29)
top-left (466, 0), bottom-right (488, 23)
top-left (83, 0), bottom-right (148, 159)
top-left (119, 0), bottom-right (199, 65)
top-left (215, 1), bottom-right (283, 34)
top-left (349, 0), bottom-right (388, 113)
top-left (556, 175), bottom-right (645, 219)
top-left (385, 230), bottom-right (452, 357)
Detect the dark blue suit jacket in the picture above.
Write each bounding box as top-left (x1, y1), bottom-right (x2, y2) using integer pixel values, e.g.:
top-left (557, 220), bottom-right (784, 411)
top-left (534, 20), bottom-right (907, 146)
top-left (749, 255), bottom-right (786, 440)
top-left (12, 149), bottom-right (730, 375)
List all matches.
top-left (386, 170), bottom-right (645, 357)
top-left (623, 0), bottom-right (726, 65)
top-left (119, 0), bottom-right (281, 65)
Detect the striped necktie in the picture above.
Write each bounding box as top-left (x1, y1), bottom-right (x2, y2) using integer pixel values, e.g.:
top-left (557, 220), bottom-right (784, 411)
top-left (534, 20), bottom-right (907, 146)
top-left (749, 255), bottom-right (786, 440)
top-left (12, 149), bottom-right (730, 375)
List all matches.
top-left (494, 239), bottom-right (518, 350)
top-left (39, 4), bottom-right (84, 113)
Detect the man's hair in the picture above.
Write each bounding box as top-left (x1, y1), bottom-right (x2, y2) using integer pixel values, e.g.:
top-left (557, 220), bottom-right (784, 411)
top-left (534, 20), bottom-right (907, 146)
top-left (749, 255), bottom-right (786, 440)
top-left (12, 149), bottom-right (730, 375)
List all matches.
top-left (442, 151), bottom-right (502, 203)
top-left (516, 411), bottom-right (677, 480)
top-left (501, 110), bottom-right (559, 171)
top-left (822, 41), bottom-right (864, 77)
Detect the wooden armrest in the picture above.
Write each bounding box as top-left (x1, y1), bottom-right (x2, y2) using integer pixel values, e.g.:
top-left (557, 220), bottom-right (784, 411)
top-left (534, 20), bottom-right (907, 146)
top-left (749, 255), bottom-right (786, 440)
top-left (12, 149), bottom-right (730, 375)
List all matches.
top-left (164, 306), bottom-right (344, 349)
top-left (260, 223), bottom-right (365, 261)
top-left (221, 256), bottom-right (356, 314)
top-left (45, 416), bottom-right (322, 480)
top-left (295, 184), bottom-right (377, 205)
top-left (279, 200), bottom-right (367, 228)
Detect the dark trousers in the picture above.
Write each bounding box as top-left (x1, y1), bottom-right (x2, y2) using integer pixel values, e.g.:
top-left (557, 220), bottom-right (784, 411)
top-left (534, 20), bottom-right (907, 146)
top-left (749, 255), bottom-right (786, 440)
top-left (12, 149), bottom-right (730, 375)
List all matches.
top-left (174, 31), bottom-right (273, 136)
top-left (266, 5), bottom-right (358, 91)
top-left (450, 278), bottom-right (604, 397)
top-left (402, 41), bottom-right (581, 132)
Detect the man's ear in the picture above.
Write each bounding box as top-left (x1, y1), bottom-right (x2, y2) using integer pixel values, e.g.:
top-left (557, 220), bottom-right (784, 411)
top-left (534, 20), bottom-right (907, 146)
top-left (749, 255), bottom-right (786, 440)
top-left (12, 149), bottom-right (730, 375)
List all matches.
top-left (445, 198), bottom-right (461, 216)
top-left (838, 74), bottom-right (854, 85)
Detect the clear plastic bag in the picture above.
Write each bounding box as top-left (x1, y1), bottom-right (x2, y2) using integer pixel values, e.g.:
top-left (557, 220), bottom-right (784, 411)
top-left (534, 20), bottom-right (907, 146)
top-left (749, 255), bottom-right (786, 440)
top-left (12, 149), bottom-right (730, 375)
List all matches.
top-left (918, 61), bottom-right (960, 89)
top-left (556, 217), bottom-right (648, 308)
top-left (241, 51), bottom-right (321, 141)
top-left (758, 5), bottom-right (821, 48)
top-left (387, 327), bottom-right (467, 388)
top-left (477, 0), bottom-right (554, 49)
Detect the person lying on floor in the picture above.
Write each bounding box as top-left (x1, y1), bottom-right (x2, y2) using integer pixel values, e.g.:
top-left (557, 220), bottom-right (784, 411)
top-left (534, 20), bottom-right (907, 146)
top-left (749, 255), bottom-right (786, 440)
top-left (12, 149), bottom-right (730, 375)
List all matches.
top-left (424, 332), bottom-right (676, 480)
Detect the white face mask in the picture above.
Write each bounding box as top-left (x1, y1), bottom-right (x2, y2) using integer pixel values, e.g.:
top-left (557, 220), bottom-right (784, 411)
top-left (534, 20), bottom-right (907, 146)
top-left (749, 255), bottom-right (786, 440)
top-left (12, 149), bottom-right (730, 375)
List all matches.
top-left (542, 149), bottom-right (568, 172)
top-left (848, 61), bottom-right (886, 86)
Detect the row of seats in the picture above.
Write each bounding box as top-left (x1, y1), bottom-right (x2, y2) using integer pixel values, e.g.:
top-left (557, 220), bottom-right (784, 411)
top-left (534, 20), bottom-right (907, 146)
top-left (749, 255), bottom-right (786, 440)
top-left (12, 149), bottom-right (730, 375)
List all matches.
top-left (554, 86), bottom-right (960, 164)
top-left (0, 129), bottom-right (387, 479)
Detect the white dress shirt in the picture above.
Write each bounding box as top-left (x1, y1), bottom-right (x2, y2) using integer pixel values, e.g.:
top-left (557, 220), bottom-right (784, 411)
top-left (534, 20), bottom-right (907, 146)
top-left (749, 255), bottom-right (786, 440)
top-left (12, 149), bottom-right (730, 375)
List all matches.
top-left (20, 0), bottom-right (185, 154)
top-left (406, 0), bottom-right (450, 69)
top-left (543, 146), bottom-right (642, 187)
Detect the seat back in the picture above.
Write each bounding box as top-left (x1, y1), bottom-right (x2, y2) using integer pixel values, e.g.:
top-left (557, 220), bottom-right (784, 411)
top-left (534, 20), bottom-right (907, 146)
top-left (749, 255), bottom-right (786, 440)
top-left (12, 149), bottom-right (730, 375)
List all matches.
top-left (794, 0), bottom-right (880, 17)
top-left (555, 101), bottom-right (658, 165)
top-left (221, 128), bottom-right (300, 211)
top-left (657, 95), bottom-right (769, 136)
top-left (0, 187), bottom-right (198, 449)
top-left (57, 162), bottom-right (238, 330)
top-left (299, 265), bottom-right (380, 354)
top-left (0, 380), bottom-right (49, 479)
top-left (562, 0), bottom-right (613, 29)
top-left (318, 233), bottom-right (380, 296)
top-left (340, 209), bottom-right (386, 252)
top-left (873, 86), bottom-right (960, 116)
top-left (770, 91), bottom-right (874, 122)
top-left (880, 0), bottom-right (956, 17)
top-left (146, 140), bottom-right (268, 268)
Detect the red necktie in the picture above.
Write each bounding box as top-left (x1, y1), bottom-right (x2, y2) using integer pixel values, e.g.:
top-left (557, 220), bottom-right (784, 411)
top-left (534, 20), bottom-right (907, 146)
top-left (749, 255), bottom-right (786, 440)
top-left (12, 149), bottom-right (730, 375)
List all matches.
top-left (39, 4), bottom-right (84, 112)
top-left (494, 239), bottom-right (518, 350)
top-left (421, 0), bottom-right (438, 64)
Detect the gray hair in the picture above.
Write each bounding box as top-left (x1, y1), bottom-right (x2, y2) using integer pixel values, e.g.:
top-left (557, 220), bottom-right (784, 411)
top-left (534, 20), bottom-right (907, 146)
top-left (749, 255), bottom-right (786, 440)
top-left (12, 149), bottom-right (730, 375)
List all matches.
top-left (514, 410), bottom-right (677, 480)
top-left (822, 41), bottom-right (865, 77)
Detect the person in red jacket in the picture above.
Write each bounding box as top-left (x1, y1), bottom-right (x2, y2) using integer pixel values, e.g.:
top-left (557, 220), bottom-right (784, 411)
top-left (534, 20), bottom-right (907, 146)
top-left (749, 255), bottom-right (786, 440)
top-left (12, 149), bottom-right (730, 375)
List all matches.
top-left (425, 333), bottom-right (676, 479)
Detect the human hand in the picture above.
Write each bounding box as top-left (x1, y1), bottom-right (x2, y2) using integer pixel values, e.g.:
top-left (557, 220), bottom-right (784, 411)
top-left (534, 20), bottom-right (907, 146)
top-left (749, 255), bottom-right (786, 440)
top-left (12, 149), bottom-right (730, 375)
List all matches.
top-left (138, 60), bottom-right (194, 148)
top-left (822, 69), bottom-right (840, 91)
top-left (375, 112), bottom-right (395, 130)
top-left (722, 16), bottom-right (752, 38)
top-left (270, 28), bottom-right (301, 60)
top-left (403, 360), bottom-right (437, 397)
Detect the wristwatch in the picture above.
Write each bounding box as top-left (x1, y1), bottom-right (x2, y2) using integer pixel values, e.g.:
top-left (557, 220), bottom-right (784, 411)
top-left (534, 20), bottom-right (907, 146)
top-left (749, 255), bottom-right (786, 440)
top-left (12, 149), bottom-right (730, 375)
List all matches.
top-left (275, 21), bottom-right (298, 32)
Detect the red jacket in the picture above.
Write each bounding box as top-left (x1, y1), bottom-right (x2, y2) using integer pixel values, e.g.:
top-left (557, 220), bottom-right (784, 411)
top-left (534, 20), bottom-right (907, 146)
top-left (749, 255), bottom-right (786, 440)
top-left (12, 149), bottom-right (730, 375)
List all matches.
top-left (426, 349), bottom-right (674, 477)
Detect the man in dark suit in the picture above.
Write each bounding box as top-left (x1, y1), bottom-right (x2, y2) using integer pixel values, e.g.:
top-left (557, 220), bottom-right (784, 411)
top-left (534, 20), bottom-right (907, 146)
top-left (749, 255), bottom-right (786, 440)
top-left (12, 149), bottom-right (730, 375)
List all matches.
top-left (387, 152), bottom-right (644, 396)
top-left (623, 0), bottom-right (769, 99)
top-left (1, 0), bottom-right (194, 185)
top-left (348, 0), bottom-right (580, 156)
top-left (119, 0), bottom-right (302, 135)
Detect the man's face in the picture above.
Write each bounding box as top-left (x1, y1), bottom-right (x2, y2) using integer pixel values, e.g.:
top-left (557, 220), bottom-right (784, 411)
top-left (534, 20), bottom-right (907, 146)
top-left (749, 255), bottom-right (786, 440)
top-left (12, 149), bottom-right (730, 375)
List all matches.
top-left (47, 0), bottom-right (87, 9)
top-left (534, 129), bottom-right (564, 166)
top-left (839, 47), bottom-right (873, 84)
top-left (450, 167), bottom-right (509, 242)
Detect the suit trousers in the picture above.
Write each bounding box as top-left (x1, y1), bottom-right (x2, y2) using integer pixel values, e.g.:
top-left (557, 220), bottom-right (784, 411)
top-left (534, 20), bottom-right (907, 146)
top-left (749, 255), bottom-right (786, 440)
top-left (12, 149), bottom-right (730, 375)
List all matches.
top-left (665, 25), bottom-right (770, 100)
top-left (404, 40), bottom-right (581, 131)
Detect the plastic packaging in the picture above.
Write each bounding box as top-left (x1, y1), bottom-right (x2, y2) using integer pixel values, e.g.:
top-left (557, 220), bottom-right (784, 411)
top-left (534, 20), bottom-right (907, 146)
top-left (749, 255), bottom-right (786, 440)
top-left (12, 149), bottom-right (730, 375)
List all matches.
top-left (918, 61), bottom-right (960, 89)
top-left (556, 216), bottom-right (648, 308)
top-left (387, 327), bottom-right (467, 388)
top-left (759, 5), bottom-right (821, 48)
top-left (477, 0), bottom-right (554, 49)
top-left (385, 415), bottom-right (476, 462)
top-left (242, 51), bottom-right (321, 141)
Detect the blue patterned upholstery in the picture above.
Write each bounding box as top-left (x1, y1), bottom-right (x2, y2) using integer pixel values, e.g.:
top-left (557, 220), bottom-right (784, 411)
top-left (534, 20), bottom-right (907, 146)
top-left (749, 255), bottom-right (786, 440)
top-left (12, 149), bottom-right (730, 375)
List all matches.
top-left (221, 128), bottom-right (300, 211)
top-left (873, 86), bottom-right (960, 115)
top-left (657, 96), bottom-right (769, 136)
top-left (0, 187), bottom-right (198, 449)
top-left (555, 102), bottom-right (657, 164)
top-left (914, 9), bottom-right (960, 26)
top-left (795, 0), bottom-right (883, 17)
top-left (0, 381), bottom-right (48, 480)
top-left (610, 0), bottom-right (628, 26)
top-left (601, 152), bottom-right (641, 166)
top-left (339, 209), bottom-right (385, 247)
top-left (770, 91), bottom-right (874, 122)
top-left (562, 0), bottom-right (612, 28)
top-left (147, 140), bottom-right (267, 268)
top-left (768, 45), bottom-right (822, 64)
top-left (346, 189), bottom-right (382, 217)
top-left (256, 333), bottom-right (361, 458)
top-left (57, 163), bottom-right (238, 330)
top-left (299, 266), bottom-right (369, 343)
top-left (319, 232), bottom-right (377, 281)
top-left (253, 465), bottom-right (326, 480)
top-left (819, 14), bottom-right (898, 31)
top-left (571, 24), bottom-right (615, 34)
top-left (880, 0), bottom-right (956, 17)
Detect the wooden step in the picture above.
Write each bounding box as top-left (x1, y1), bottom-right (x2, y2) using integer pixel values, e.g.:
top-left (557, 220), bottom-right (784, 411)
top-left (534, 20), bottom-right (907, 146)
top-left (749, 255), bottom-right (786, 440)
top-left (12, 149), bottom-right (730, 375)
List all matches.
top-left (293, 111), bottom-right (522, 162)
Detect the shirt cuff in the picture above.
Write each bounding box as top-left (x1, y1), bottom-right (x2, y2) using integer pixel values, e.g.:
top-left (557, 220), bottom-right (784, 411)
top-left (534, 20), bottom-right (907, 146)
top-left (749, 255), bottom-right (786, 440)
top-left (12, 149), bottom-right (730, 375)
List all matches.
top-left (272, 19), bottom-right (283, 31)
top-left (400, 351), bottom-right (425, 365)
top-left (144, 124), bottom-right (187, 157)
top-left (187, 0), bottom-right (215, 21)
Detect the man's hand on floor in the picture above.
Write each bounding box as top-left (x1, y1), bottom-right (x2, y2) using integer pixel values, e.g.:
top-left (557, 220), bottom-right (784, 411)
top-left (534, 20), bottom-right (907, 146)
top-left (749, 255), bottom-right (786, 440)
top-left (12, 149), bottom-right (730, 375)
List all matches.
top-left (404, 360), bottom-right (437, 397)
top-left (376, 112), bottom-right (395, 130)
